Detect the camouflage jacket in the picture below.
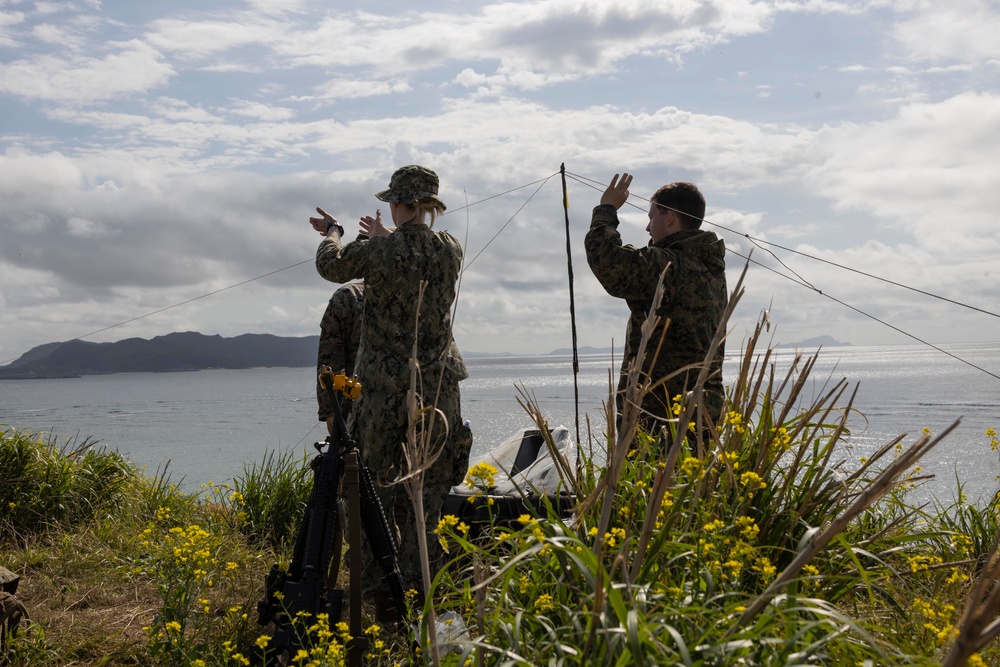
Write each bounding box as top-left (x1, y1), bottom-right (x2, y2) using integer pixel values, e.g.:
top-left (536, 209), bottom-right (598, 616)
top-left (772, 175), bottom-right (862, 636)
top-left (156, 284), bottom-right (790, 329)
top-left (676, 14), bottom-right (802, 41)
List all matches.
top-left (316, 281), bottom-right (365, 421)
top-left (584, 203), bottom-right (727, 420)
top-left (315, 223), bottom-right (467, 396)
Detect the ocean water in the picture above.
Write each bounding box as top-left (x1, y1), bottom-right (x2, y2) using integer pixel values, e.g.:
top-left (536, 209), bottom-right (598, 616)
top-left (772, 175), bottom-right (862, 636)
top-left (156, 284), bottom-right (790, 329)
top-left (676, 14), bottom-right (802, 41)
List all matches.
top-left (2, 343), bottom-right (999, 504)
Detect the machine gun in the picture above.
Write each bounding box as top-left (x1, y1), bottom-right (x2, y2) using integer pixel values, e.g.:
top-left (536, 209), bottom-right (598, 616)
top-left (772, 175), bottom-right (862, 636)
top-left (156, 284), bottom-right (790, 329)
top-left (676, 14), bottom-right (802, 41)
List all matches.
top-left (256, 369), bottom-right (407, 666)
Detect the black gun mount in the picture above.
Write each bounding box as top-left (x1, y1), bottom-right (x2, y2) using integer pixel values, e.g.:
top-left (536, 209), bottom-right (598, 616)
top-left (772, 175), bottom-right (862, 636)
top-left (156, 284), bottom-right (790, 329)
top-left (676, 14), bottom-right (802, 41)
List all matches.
top-left (256, 368), bottom-right (407, 666)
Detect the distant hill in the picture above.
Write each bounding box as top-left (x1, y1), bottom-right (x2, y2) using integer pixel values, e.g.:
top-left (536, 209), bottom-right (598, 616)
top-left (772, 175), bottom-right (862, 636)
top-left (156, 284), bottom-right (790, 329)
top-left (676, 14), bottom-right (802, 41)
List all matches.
top-left (0, 332), bottom-right (319, 379)
top-left (776, 335), bottom-right (853, 348)
top-left (464, 346), bottom-right (614, 358)
top-left (545, 346), bottom-right (615, 356)
top-left (0, 333), bottom-right (622, 379)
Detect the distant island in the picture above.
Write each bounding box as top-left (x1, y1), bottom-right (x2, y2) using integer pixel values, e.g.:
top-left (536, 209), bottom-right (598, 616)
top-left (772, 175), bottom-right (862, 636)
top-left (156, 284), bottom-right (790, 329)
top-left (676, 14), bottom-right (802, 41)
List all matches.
top-left (0, 332), bottom-right (320, 379)
top-left (775, 335), bottom-right (852, 348)
top-left (0, 333), bottom-right (615, 379)
top-left (0, 333), bottom-right (855, 379)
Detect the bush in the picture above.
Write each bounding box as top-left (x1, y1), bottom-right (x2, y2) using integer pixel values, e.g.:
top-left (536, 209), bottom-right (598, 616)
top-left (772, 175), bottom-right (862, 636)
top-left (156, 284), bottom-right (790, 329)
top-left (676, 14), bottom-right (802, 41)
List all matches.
top-left (0, 427), bottom-right (139, 540)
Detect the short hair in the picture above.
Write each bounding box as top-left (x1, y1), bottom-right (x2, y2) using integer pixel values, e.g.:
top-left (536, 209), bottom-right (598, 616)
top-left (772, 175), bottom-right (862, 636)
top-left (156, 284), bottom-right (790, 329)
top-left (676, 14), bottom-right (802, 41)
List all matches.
top-left (652, 182), bottom-right (705, 230)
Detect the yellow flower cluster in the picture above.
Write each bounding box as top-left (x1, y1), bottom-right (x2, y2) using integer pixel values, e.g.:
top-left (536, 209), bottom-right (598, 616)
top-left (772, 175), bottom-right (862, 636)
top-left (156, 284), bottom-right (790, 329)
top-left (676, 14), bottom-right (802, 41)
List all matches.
top-left (950, 533), bottom-right (973, 557)
top-left (141, 517), bottom-right (249, 660)
top-left (906, 553), bottom-right (943, 573)
top-left (723, 411), bottom-right (747, 435)
top-left (800, 564), bottom-right (820, 591)
top-left (253, 614), bottom-right (355, 666)
top-left (987, 427), bottom-right (998, 451)
top-left (465, 461), bottom-right (499, 490)
top-left (739, 471), bottom-right (767, 498)
top-left (946, 568), bottom-right (969, 585)
top-left (736, 516), bottom-right (759, 541)
top-left (601, 527), bottom-right (626, 548)
top-left (166, 524), bottom-right (216, 575)
top-left (911, 597), bottom-right (958, 647)
top-left (534, 593), bottom-right (556, 613)
top-left (680, 456), bottom-right (704, 478)
top-left (702, 519), bottom-right (726, 533)
top-left (753, 556), bottom-right (777, 581)
top-left (770, 426), bottom-right (791, 451)
top-left (434, 514), bottom-right (470, 552)
top-left (515, 514), bottom-right (549, 554)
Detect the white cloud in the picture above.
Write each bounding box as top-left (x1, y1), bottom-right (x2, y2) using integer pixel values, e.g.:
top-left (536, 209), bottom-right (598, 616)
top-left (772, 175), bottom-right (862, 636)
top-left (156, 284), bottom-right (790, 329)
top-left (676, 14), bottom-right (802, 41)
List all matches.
top-left (892, 0), bottom-right (1000, 64)
top-left (137, 0), bottom-right (779, 93)
top-left (145, 15), bottom-right (280, 60)
top-left (226, 99), bottom-right (297, 121)
top-left (66, 216), bottom-right (110, 237)
top-left (33, 2), bottom-right (66, 15)
top-left (805, 92), bottom-right (1000, 245)
top-left (152, 97), bottom-right (224, 123)
top-left (310, 77), bottom-right (413, 100)
top-left (30, 21), bottom-right (78, 46)
top-left (0, 39), bottom-right (174, 101)
top-left (0, 8), bottom-right (25, 46)
top-left (2, 0), bottom-right (1000, 363)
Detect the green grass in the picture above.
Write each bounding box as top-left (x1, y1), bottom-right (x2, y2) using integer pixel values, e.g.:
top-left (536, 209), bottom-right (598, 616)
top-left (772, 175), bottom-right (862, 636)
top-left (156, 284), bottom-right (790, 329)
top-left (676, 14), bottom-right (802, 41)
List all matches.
top-left (3, 320), bottom-right (1000, 666)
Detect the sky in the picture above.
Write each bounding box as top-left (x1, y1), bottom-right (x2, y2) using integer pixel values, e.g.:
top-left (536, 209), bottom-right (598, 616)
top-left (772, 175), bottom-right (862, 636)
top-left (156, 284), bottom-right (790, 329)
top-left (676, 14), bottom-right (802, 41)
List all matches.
top-left (2, 0), bottom-right (999, 364)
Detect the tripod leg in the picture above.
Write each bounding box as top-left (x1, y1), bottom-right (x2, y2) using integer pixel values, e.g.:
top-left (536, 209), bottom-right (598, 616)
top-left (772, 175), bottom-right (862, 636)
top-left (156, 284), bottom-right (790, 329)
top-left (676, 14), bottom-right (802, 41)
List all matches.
top-left (355, 454), bottom-right (409, 622)
top-left (344, 451), bottom-right (366, 666)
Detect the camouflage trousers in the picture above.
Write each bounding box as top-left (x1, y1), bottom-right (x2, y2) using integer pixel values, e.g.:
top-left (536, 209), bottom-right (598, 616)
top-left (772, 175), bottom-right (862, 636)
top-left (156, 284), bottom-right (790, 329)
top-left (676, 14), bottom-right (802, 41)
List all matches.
top-left (349, 378), bottom-right (473, 596)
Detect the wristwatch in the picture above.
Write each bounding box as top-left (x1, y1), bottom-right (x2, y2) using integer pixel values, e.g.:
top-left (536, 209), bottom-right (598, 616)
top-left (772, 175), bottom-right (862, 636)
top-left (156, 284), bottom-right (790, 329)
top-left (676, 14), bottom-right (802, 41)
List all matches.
top-left (325, 219), bottom-right (344, 237)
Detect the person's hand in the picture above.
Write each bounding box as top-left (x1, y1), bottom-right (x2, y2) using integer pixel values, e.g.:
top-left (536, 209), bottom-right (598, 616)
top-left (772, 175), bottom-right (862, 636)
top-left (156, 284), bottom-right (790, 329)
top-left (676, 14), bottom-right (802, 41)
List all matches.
top-left (600, 173), bottom-right (633, 210)
top-left (359, 209), bottom-right (392, 238)
top-left (309, 207), bottom-right (343, 237)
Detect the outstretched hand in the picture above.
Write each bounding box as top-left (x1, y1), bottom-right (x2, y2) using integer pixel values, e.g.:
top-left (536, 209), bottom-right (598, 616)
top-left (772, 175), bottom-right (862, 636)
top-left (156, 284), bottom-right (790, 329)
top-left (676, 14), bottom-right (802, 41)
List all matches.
top-left (601, 173), bottom-right (633, 210)
top-left (309, 207), bottom-right (340, 236)
top-left (359, 209), bottom-right (392, 238)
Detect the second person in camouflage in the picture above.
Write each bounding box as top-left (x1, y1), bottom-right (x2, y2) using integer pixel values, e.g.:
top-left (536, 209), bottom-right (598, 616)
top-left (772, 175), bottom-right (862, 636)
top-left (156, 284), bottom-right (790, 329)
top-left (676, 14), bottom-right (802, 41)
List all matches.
top-left (585, 173), bottom-right (728, 434)
top-left (311, 165), bottom-right (473, 619)
top-left (315, 281), bottom-right (365, 433)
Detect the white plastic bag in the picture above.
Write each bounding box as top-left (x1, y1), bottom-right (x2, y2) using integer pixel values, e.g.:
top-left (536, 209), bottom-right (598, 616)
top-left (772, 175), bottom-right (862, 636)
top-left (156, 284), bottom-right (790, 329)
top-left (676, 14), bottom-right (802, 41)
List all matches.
top-left (424, 610), bottom-right (469, 656)
top-left (453, 425), bottom-right (576, 496)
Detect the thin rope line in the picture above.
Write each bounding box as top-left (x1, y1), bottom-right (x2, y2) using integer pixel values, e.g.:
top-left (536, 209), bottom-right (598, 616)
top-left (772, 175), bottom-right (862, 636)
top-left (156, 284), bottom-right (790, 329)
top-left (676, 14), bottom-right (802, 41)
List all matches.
top-left (725, 247), bottom-right (1000, 381)
top-left (565, 170), bottom-right (999, 319)
top-left (1, 175), bottom-right (559, 366)
top-left (743, 238), bottom-right (1000, 319)
top-left (42, 259), bottom-right (313, 345)
top-left (462, 173), bottom-right (557, 271)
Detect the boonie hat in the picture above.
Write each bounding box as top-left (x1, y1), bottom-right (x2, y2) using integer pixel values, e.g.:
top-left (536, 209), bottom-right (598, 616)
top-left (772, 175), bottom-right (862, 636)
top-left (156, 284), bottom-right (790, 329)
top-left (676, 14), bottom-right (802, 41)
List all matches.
top-left (375, 165), bottom-right (447, 210)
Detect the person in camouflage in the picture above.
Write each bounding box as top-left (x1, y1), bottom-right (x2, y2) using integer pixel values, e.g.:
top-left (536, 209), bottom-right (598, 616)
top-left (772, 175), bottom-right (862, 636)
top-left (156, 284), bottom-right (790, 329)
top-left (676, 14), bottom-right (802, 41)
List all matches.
top-left (310, 165), bottom-right (473, 618)
top-left (315, 281), bottom-right (365, 433)
top-left (585, 173), bottom-right (727, 433)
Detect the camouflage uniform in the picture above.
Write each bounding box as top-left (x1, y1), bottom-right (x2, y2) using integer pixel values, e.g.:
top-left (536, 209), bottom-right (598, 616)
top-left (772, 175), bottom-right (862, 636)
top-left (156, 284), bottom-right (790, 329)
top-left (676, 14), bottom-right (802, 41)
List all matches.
top-left (315, 169), bottom-right (472, 595)
top-left (316, 281), bottom-right (365, 423)
top-left (585, 203), bottom-right (728, 428)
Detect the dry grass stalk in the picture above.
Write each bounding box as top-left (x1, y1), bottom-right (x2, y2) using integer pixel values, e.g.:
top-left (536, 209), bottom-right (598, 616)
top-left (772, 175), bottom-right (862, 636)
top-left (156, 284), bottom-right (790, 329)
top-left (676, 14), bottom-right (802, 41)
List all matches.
top-left (472, 556), bottom-right (487, 667)
top-left (940, 527), bottom-right (1000, 666)
top-left (725, 418), bottom-right (962, 637)
top-left (396, 280), bottom-right (451, 667)
top-left (514, 385), bottom-right (580, 498)
top-left (576, 266), bottom-right (668, 518)
top-left (566, 264), bottom-right (669, 649)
